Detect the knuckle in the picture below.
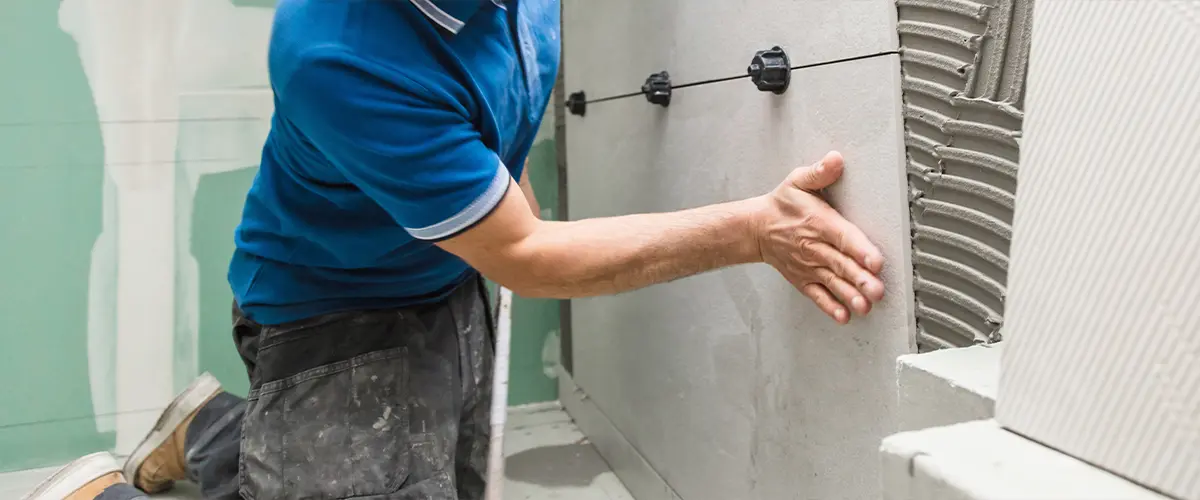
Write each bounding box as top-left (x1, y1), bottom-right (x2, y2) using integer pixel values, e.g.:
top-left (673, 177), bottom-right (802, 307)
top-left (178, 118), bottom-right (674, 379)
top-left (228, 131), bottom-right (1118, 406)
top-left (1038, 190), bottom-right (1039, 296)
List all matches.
top-left (798, 211), bottom-right (821, 228)
top-left (796, 238), bottom-right (821, 263)
top-left (820, 270), bottom-right (839, 288)
top-left (825, 252), bottom-right (848, 275)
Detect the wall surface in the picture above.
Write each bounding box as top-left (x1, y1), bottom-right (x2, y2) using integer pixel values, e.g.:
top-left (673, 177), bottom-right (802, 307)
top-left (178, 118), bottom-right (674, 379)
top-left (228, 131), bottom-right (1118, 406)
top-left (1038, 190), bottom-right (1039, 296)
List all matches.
top-left (494, 109), bottom-right (563, 407)
top-left (0, 0), bottom-right (275, 471)
top-left (0, 0), bottom-right (558, 472)
top-left (995, 1), bottom-right (1200, 498)
top-left (563, 1), bottom-right (915, 498)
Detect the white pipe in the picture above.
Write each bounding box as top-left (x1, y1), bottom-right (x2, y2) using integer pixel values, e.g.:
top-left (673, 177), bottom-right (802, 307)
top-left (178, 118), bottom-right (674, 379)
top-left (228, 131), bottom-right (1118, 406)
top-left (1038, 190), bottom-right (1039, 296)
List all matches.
top-left (484, 286), bottom-right (513, 500)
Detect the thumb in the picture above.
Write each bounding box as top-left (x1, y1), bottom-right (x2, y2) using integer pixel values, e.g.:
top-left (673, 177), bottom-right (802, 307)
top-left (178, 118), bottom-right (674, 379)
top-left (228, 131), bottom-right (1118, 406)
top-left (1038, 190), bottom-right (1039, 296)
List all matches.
top-left (788, 151), bottom-right (844, 192)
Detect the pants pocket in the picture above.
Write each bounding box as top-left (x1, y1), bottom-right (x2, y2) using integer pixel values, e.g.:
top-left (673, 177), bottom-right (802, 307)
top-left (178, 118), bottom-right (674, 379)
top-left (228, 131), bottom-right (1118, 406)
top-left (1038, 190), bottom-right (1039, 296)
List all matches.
top-left (240, 347), bottom-right (411, 500)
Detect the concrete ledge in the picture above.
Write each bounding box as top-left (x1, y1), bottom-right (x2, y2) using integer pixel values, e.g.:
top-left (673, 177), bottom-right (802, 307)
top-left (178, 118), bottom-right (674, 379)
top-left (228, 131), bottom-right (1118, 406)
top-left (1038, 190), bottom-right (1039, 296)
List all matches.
top-left (881, 420), bottom-right (1172, 500)
top-left (898, 344), bottom-right (1001, 432)
top-left (557, 366), bottom-right (681, 500)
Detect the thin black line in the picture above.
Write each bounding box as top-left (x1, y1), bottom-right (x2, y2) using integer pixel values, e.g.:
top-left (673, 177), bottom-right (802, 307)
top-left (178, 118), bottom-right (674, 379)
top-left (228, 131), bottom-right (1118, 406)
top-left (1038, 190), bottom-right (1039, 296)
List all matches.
top-left (585, 90), bottom-right (646, 105)
top-left (671, 72), bottom-right (751, 91)
top-left (580, 49), bottom-right (901, 105)
top-left (791, 50), bottom-right (899, 71)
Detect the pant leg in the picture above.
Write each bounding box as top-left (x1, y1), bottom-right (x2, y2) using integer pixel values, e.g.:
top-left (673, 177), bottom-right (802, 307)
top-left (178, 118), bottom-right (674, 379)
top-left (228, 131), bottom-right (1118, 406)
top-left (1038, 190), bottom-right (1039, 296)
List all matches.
top-left (184, 392), bottom-right (246, 499)
top-left (176, 303), bottom-right (265, 500)
top-left (95, 484), bottom-right (148, 500)
top-left (237, 277), bottom-right (493, 500)
top-left (453, 278), bottom-right (496, 500)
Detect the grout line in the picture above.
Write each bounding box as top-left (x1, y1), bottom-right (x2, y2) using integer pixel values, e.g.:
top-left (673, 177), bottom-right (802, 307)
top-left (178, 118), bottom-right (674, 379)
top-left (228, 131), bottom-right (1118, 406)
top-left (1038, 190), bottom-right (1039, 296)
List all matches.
top-left (0, 116), bottom-right (268, 128)
top-left (1, 157), bottom-right (253, 170)
top-left (0, 407), bottom-right (166, 431)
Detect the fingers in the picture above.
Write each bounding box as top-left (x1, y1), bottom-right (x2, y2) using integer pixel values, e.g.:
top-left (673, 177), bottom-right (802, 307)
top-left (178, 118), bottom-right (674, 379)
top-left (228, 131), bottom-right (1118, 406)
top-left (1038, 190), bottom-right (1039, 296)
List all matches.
top-left (800, 283), bottom-right (849, 324)
top-left (784, 151), bottom-right (885, 274)
top-left (787, 151), bottom-right (844, 192)
top-left (811, 210), bottom-right (885, 276)
top-left (815, 268), bottom-right (871, 315)
top-left (800, 241), bottom-right (885, 302)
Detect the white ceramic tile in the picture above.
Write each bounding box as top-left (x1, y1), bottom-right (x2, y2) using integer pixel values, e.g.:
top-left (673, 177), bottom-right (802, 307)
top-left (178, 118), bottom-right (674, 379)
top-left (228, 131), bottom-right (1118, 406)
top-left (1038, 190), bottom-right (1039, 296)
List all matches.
top-left (898, 344), bottom-right (999, 432)
top-left (995, 1), bottom-right (1200, 499)
top-left (881, 420), bottom-right (1173, 500)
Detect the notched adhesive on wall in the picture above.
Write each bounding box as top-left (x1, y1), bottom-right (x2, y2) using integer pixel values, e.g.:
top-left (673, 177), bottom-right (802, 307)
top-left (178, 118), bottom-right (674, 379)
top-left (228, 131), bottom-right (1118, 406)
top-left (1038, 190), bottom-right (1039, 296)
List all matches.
top-left (897, 0), bottom-right (1034, 350)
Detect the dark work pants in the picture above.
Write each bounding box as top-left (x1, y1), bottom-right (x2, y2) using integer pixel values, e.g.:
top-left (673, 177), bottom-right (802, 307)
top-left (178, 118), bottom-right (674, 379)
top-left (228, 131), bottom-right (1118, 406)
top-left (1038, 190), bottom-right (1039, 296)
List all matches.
top-left (99, 277), bottom-right (495, 500)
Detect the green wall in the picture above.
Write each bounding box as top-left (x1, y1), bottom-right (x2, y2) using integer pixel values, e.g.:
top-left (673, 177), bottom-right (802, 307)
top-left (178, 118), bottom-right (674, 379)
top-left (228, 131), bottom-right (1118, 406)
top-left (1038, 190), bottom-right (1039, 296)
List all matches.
top-left (0, 1), bottom-right (112, 472)
top-left (0, 0), bottom-right (559, 472)
top-left (503, 138), bottom-right (562, 406)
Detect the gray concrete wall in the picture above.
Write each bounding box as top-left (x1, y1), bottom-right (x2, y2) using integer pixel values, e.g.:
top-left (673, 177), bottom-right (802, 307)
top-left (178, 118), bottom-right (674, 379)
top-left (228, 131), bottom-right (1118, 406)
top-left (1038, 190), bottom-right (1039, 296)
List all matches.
top-left (563, 1), bottom-right (915, 498)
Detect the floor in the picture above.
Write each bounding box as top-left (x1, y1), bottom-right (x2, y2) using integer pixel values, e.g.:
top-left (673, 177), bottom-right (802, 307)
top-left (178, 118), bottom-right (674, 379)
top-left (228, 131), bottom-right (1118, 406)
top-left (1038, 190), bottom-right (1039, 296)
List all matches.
top-left (0, 404), bottom-right (633, 500)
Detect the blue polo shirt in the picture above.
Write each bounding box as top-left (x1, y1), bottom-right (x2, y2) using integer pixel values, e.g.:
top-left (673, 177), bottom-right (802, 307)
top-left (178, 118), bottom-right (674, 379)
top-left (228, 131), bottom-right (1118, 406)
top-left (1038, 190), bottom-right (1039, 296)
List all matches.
top-left (229, 0), bottom-right (560, 324)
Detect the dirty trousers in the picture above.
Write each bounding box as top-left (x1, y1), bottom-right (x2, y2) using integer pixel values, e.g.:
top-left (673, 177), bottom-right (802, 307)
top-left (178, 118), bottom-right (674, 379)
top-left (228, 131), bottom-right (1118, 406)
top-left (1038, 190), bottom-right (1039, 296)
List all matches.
top-left (98, 277), bottom-right (495, 500)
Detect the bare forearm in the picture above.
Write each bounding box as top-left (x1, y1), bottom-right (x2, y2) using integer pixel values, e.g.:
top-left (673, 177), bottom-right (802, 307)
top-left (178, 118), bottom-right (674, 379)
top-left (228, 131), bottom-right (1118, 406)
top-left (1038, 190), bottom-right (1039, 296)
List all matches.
top-left (504, 198), bottom-right (765, 298)
top-left (443, 151), bottom-right (888, 325)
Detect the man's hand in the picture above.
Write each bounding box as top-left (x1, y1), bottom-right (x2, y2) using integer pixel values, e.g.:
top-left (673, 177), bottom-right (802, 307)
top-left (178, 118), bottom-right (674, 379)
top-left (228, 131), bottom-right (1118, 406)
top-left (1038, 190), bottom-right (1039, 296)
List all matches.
top-left (437, 150), bottom-right (884, 322)
top-left (753, 151), bottom-right (885, 324)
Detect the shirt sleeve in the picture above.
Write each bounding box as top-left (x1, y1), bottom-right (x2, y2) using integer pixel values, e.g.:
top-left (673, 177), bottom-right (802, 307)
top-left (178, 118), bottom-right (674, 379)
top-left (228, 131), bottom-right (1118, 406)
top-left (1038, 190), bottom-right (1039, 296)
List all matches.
top-left (280, 48), bottom-right (511, 241)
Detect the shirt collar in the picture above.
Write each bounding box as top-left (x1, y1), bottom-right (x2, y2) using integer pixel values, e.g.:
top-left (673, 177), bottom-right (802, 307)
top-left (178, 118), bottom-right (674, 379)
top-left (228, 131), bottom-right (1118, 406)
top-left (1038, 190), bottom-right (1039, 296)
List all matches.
top-left (408, 0), bottom-right (493, 34)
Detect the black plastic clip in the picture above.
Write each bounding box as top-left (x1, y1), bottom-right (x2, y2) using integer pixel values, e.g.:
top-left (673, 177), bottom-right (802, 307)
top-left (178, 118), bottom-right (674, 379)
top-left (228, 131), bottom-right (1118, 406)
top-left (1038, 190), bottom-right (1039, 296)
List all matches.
top-left (641, 71), bottom-right (672, 107)
top-left (747, 46), bottom-right (791, 94)
top-left (566, 91), bottom-right (587, 116)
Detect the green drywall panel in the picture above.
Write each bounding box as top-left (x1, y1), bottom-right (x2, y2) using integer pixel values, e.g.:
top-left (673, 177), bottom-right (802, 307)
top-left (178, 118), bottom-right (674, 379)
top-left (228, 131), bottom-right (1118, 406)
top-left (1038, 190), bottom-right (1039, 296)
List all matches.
top-left (0, 0), bottom-right (559, 472)
top-left (189, 167), bottom-right (259, 398)
top-left (506, 138), bottom-right (562, 406)
top-left (0, 0), bottom-right (114, 471)
top-left (482, 138), bottom-right (562, 406)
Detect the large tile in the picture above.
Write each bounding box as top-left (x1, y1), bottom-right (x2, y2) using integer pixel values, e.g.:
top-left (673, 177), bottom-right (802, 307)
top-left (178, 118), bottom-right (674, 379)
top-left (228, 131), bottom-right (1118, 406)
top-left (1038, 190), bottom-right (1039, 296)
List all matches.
top-left (996, 2), bottom-right (1200, 499)
top-left (566, 54), bottom-right (913, 500)
top-left (563, 0), bottom-right (898, 99)
top-left (881, 420), bottom-right (1173, 500)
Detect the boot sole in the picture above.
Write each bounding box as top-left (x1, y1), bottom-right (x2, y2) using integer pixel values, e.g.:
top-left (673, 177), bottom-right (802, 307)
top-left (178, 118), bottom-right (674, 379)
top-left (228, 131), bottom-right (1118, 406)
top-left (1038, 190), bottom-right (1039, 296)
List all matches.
top-left (23, 452), bottom-right (121, 500)
top-left (122, 372), bottom-right (222, 489)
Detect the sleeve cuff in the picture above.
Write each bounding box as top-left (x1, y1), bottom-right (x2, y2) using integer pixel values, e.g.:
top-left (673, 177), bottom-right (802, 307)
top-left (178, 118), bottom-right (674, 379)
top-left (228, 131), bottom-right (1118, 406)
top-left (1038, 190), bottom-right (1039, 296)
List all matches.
top-left (404, 160), bottom-right (512, 241)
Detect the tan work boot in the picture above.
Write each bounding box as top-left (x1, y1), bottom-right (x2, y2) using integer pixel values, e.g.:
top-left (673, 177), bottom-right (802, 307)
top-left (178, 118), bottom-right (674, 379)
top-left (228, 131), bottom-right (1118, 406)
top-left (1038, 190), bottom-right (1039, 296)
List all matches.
top-left (23, 452), bottom-right (126, 500)
top-left (122, 372), bottom-right (223, 494)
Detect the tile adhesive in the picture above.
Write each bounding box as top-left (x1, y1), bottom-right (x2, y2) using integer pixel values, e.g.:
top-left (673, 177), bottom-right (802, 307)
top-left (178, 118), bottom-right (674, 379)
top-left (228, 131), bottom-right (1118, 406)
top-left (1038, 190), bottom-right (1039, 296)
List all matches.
top-left (897, 0), bottom-right (1034, 350)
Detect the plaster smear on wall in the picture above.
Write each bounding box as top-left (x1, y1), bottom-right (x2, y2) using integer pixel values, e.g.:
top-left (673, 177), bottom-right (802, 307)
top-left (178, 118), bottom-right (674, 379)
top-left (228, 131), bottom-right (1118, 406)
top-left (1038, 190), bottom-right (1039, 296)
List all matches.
top-left (898, 0), bottom-right (1033, 350)
top-left (58, 0), bottom-right (272, 453)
